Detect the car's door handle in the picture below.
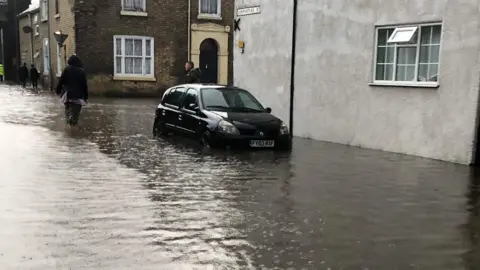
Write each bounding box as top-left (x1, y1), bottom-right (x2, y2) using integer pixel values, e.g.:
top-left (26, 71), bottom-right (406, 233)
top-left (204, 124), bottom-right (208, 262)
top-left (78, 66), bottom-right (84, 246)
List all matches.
top-left (161, 110), bottom-right (165, 115)
top-left (178, 115), bottom-right (182, 120)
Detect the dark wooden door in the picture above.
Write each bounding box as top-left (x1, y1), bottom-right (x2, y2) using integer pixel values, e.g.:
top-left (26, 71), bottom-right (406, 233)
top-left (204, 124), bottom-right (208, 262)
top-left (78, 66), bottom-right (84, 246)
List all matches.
top-left (199, 38), bottom-right (218, 84)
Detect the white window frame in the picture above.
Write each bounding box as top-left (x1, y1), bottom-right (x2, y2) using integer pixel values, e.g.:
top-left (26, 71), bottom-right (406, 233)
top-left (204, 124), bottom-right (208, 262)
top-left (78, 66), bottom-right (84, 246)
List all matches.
top-left (43, 38), bottom-right (50, 75)
top-left (40, 0), bottom-right (48, 22)
top-left (56, 43), bottom-right (62, 76)
top-left (33, 14), bottom-right (38, 24)
top-left (121, 0), bottom-right (146, 12)
top-left (372, 23), bottom-right (442, 87)
top-left (113, 35), bottom-right (154, 78)
top-left (198, 0), bottom-right (221, 18)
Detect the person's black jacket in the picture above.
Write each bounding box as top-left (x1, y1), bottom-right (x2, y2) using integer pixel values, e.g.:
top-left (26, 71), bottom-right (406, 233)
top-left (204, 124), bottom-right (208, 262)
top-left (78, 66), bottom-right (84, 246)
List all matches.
top-left (56, 55), bottom-right (88, 100)
top-left (30, 67), bottom-right (39, 80)
top-left (186, 68), bottom-right (201, 83)
top-left (18, 66), bottom-right (28, 81)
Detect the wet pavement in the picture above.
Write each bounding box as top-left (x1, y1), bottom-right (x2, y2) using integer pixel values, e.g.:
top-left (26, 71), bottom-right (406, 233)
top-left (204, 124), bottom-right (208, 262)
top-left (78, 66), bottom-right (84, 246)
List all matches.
top-left (0, 84), bottom-right (479, 269)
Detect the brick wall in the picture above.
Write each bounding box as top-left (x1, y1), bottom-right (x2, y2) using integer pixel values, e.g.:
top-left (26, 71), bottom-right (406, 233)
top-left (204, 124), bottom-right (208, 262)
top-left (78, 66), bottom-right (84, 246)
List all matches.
top-left (191, 0), bottom-right (235, 84)
top-left (74, 0), bottom-right (189, 97)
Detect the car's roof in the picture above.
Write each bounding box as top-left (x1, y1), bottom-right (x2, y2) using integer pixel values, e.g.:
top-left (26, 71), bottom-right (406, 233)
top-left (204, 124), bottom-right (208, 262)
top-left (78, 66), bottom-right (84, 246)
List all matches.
top-left (172, 83), bottom-right (241, 90)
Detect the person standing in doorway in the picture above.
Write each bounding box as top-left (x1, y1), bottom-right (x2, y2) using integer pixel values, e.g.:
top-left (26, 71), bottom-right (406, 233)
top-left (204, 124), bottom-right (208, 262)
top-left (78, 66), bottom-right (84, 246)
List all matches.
top-left (18, 63), bottom-right (29, 88)
top-left (56, 55), bottom-right (88, 128)
top-left (30, 64), bottom-right (40, 90)
top-left (185, 61), bottom-right (201, 83)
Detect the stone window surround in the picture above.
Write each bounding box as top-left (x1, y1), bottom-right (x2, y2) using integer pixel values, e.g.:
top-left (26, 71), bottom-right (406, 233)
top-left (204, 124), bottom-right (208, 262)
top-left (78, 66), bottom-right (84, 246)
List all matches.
top-left (370, 22), bottom-right (442, 89)
top-left (113, 35), bottom-right (156, 81)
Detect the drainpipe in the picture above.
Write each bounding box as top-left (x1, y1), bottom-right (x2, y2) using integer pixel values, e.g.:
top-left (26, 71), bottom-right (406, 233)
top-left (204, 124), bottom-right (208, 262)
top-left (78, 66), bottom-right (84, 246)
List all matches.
top-left (47, 0), bottom-right (53, 91)
top-left (289, 0), bottom-right (298, 137)
top-left (187, 0), bottom-right (191, 61)
top-left (28, 13), bottom-right (34, 65)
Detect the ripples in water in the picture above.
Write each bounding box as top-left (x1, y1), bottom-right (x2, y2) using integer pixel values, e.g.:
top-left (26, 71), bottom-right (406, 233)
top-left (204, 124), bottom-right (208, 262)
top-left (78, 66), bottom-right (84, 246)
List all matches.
top-left (0, 86), bottom-right (479, 269)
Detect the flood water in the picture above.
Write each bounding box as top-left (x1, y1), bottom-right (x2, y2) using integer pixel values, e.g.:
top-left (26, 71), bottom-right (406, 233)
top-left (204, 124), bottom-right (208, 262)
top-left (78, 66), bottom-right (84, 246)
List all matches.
top-left (0, 85), bottom-right (479, 269)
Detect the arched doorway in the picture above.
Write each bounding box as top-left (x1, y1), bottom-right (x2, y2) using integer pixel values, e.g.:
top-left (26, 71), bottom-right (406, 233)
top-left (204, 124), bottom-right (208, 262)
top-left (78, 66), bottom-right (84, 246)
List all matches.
top-left (199, 38), bottom-right (218, 84)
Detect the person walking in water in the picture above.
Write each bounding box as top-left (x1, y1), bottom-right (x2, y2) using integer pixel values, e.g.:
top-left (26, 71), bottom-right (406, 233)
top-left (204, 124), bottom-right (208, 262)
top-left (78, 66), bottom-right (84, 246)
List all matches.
top-left (56, 55), bottom-right (88, 128)
top-left (185, 61), bottom-right (201, 83)
top-left (18, 63), bottom-right (29, 88)
top-left (30, 64), bottom-right (40, 90)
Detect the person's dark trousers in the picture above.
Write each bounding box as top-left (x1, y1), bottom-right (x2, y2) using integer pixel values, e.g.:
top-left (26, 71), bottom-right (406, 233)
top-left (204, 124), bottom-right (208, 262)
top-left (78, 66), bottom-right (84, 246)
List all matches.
top-left (64, 102), bottom-right (83, 126)
top-left (32, 79), bottom-right (38, 89)
top-left (21, 80), bottom-right (26, 88)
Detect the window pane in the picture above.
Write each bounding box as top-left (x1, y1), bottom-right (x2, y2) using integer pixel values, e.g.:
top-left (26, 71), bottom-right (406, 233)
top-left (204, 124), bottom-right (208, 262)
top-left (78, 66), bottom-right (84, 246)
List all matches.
top-left (123, 0), bottom-right (144, 11)
top-left (375, 64), bottom-right (384, 80)
top-left (125, 57), bottom-right (134, 74)
top-left (115, 39), bottom-right (122, 55)
top-left (133, 39), bottom-right (142, 56)
top-left (376, 47), bottom-right (385, 63)
top-left (418, 64), bottom-right (428, 81)
top-left (145, 58), bottom-right (151, 74)
top-left (115, 57), bottom-right (122, 74)
top-left (377, 29), bottom-right (389, 46)
top-left (397, 47), bottom-right (416, 64)
top-left (429, 64), bottom-right (438, 82)
top-left (125, 39), bottom-right (134, 56)
top-left (200, 0), bottom-right (218, 14)
top-left (431, 25), bottom-right (441, 44)
top-left (430, 44), bottom-right (440, 63)
top-left (420, 26), bottom-right (431, 44)
top-left (375, 64), bottom-right (393, 80)
top-left (133, 58), bottom-right (142, 74)
top-left (406, 66), bottom-right (415, 81)
top-left (396, 66), bottom-right (406, 81)
top-left (183, 89), bottom-right (198, 109)
top-left (146, 39), bottom-right (151, 56)
top-left (419, 45), bottom-right (429, 63)
top-left (385, 46), bottom-right (394, 63)
top-left (165, 88), bottom-right (186, 106)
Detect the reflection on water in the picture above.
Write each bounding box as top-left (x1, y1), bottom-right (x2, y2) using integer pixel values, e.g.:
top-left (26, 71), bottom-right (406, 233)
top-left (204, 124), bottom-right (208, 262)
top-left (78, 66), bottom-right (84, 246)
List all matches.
top-left (0, 85), bottom-right (479, 269)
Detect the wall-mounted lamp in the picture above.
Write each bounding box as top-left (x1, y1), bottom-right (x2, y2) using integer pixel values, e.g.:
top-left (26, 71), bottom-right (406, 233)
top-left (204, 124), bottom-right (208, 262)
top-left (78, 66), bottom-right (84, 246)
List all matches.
top-left (238, 40), bottom-right (245, 54)
top-left (54, 30), bottom-right (69, 47)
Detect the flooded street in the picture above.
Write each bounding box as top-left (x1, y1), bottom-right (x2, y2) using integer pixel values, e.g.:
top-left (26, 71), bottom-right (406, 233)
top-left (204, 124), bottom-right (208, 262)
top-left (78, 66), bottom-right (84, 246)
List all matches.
top-left (0, 84), bottom-right (479, 269)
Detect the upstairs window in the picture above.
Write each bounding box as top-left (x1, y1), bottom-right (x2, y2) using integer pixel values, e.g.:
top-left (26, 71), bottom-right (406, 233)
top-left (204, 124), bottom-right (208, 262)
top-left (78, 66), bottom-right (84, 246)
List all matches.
top-left (374, 23), bottom-right (442, 84)
top-left (199, 0), bottom-right (220, 17)
top-left (40, 0), bottom-right (48, 21)
top-left (122, 0), bottom-right (146, 12)
top-left (114, 35), bottom-right (154, 77)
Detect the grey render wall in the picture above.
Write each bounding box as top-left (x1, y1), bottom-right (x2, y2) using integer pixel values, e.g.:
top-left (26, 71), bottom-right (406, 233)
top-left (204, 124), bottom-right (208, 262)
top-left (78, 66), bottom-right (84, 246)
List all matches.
top-left (234, 0), bottom-right (293, 125)
top-left (234, 0), bottom-right (480, 164)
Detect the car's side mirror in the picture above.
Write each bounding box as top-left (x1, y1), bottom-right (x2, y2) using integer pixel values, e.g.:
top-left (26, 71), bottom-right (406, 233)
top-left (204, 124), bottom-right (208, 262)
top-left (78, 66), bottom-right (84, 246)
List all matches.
top-left (188, 103), bottom-right (200, 112)
top-left (266, 107), bottom-right (272, 113)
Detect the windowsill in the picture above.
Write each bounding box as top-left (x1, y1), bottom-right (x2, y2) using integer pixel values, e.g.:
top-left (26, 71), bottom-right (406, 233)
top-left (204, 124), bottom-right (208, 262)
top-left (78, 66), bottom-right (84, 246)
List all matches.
top-left (35, 33), bottom-right (39, 37)
top-left (113, 76), bottom-right (156, 82)
top-left (369, 81), bottom-right (439, 88)
top-left (43, 71), bottom-right (49, 76)
top-left (56, 73), bottom-right (62, 77)
top-left (41, 19), bottom-right (48, 23)
top-left (197, 14), bottom-right (222, 20)
top-left (120, 10), bottom-right (148, 17)
top-left (54, 14), bottom-right (60, 19)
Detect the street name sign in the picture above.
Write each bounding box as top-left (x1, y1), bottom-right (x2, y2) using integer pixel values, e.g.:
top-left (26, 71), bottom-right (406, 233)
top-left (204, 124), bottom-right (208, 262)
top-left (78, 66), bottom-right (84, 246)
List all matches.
top-left (237, 6), bottom-right (261, 16)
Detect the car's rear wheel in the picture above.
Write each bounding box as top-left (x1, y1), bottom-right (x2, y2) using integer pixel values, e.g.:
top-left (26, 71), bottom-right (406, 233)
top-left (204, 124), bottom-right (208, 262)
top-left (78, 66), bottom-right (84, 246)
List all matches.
top-left (153, 118), bottom-right (168, 137)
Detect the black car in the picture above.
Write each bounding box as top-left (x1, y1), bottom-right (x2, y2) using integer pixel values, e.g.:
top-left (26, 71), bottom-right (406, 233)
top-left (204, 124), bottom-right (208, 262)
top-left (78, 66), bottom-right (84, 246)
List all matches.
top-left (153, 84), bottom-right (292, 150)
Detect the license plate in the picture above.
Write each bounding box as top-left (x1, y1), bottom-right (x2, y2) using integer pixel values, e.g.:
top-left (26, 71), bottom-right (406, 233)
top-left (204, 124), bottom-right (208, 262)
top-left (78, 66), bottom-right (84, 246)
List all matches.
top-left (250, 140), bottom-right (275, 148)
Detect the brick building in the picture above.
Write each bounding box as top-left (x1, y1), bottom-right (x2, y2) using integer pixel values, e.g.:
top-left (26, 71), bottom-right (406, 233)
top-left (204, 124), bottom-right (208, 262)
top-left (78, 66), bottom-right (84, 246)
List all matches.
top-left (37, 0), bottom-right (234, 96)
top-left (17, 1), bottom-right (51, 88)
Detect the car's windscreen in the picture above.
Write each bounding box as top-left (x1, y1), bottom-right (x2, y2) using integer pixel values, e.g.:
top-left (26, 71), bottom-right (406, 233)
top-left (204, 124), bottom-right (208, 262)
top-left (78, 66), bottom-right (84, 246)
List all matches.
top-left (200, 88), bottom-right (265, 112)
